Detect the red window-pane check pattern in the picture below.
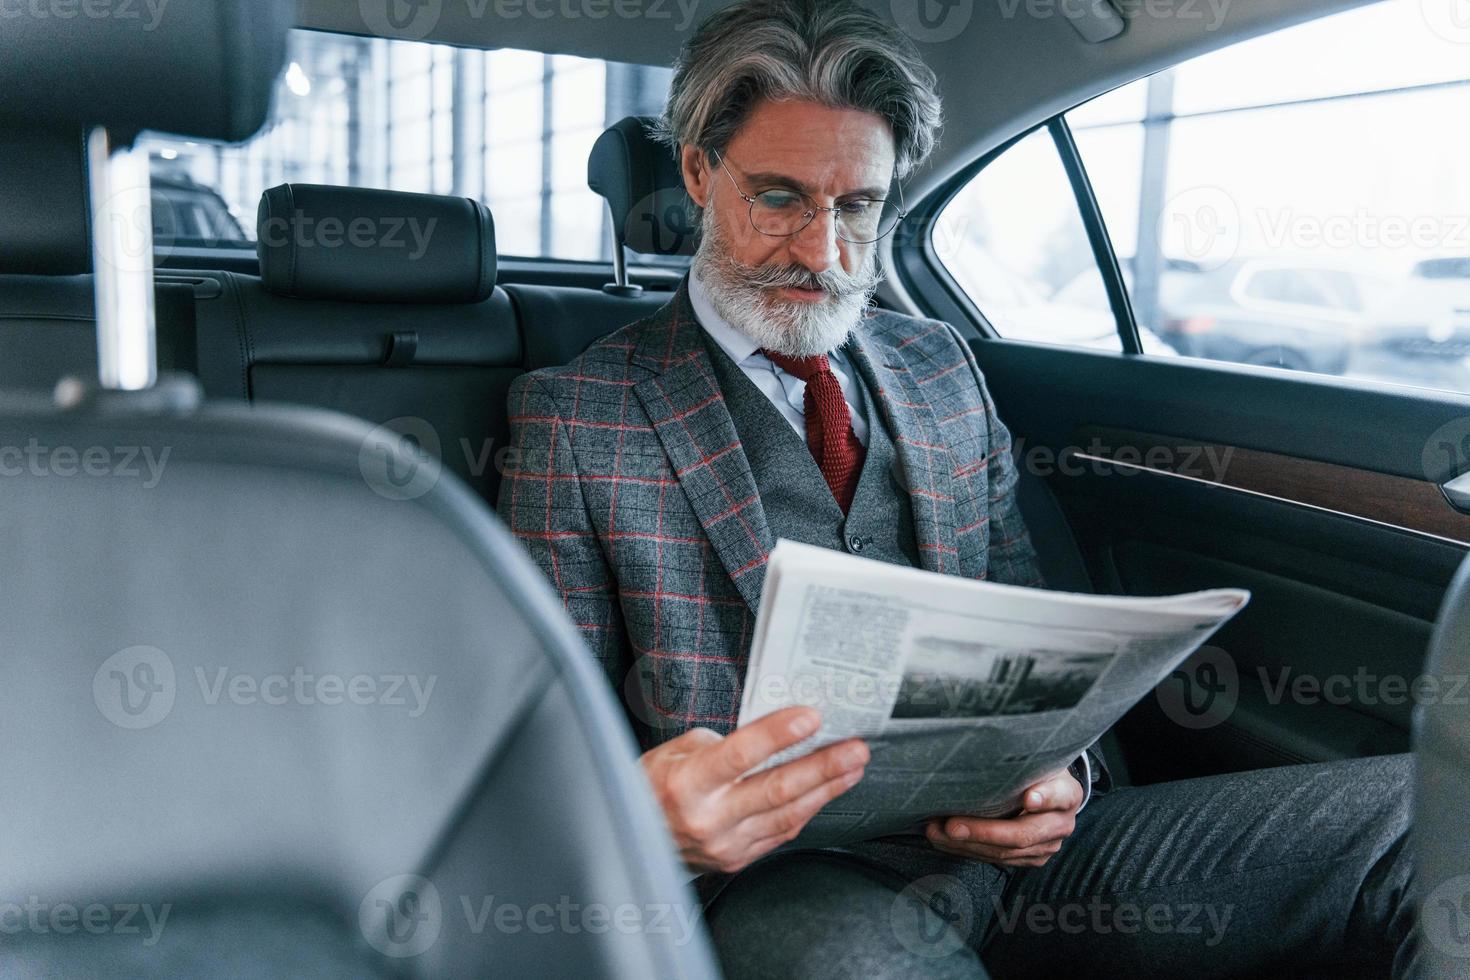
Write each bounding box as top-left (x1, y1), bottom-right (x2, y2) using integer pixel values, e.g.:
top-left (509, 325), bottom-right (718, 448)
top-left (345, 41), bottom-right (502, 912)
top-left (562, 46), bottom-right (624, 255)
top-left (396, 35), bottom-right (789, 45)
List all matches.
top-left (498, 285), bottom-right (1044, 753)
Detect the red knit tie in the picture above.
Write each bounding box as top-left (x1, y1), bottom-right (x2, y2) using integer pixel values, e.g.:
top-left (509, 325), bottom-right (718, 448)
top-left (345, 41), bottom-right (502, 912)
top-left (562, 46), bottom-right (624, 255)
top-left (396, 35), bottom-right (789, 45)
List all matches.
top-left (761, 349), bottom-right (866, 513)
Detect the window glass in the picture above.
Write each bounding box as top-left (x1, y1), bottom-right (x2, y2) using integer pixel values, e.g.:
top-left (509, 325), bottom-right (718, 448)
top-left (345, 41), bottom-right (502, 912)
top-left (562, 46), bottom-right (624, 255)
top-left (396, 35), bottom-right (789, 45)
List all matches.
top-left (1066, 79), bottom-right (1146, 128)
top-left (935, 129), bottom-right (1177, 355)
top-left (141, 30), bottom-right (673, 261)
top-left (1170, 0), bottom-right (1470, 114)
top-left (1064, 0), bottom-right (1470, 390)
top-left (937, 129), bottom-right (1123, 353)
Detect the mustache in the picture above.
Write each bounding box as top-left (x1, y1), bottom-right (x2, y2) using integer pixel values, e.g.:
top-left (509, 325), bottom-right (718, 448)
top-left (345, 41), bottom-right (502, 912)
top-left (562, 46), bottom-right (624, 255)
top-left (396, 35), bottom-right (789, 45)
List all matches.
top-left (737, 259), bottom-right (881, 298)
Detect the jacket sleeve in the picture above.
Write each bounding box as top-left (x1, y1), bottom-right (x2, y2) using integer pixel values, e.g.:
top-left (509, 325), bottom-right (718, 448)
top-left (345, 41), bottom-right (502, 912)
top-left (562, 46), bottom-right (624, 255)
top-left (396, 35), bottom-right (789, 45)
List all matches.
top-left (943, 323), bottom-right (1046, 589)
top-left (980, 383), bottom-right (1046, 588)
top-left (496, 373), bottom-right (631, 696)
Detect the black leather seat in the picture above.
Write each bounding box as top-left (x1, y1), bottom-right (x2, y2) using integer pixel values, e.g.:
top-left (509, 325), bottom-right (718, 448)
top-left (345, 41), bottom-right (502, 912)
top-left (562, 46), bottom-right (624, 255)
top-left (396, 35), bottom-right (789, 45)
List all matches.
top-left (178, 183), bottom-right (670, 506)
top-left (2, 386), bottom-right (719, 979)
top-left (586, 114), bottom-right (700, 265)
top-left (0, 129), bottom-right (198, 392)
top-left (2, 3), bottom-right (718, 976)
top-left (488, 112), bottom-right (695, 374)
top-left (1415, 554), bottom-right (1470, 978)
top-left (506, 281), bottom-right (667, 371)
top-left (178, 183), bottom-right (521, 504)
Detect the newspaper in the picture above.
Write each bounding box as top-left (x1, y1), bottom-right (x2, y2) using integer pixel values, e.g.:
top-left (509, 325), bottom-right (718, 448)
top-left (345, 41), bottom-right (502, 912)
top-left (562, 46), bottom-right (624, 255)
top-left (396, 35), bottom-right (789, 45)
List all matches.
top-left (736, 540), bottom-right (1250, 849)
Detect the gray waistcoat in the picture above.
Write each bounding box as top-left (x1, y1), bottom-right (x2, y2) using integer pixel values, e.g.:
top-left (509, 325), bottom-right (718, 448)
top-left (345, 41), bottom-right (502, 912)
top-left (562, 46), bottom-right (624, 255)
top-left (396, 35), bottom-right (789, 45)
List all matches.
top-left (703, 334), bottom-right (920, 569)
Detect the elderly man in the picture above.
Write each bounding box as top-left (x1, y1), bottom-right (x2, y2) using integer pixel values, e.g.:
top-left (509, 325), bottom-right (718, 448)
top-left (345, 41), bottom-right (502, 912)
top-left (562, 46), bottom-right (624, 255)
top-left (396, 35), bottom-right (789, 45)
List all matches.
top-left (498, 1), bottom-right (1418, 976)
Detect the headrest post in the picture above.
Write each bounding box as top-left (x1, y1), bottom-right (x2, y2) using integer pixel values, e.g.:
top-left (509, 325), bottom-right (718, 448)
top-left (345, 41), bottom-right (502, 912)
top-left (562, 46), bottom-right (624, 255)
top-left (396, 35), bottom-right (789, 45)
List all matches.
top-left (86, 127), bottom-right (157, 391)
top-left (601, 201), bottom-right (643, 298)
top-left (610, 221), bottom-right (629, 288)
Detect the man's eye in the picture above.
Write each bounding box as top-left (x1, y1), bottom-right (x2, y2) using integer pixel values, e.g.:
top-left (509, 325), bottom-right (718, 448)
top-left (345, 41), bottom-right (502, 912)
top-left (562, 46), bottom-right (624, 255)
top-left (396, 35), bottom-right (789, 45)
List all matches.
top-left (755, 190), bottom-right (805, 211)
top-left (840, 200), bottom-right (877, 216)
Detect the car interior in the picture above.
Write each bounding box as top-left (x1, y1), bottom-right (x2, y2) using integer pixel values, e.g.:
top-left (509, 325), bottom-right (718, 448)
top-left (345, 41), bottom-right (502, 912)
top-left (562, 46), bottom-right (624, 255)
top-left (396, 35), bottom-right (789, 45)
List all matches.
top-left (3, 0), bottom-right (1469, 975)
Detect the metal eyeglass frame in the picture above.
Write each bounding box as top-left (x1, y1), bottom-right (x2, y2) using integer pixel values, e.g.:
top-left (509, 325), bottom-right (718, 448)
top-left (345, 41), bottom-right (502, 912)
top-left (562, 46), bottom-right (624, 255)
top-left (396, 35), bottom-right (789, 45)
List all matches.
top-left (711, 149), bottom-right (908, 245)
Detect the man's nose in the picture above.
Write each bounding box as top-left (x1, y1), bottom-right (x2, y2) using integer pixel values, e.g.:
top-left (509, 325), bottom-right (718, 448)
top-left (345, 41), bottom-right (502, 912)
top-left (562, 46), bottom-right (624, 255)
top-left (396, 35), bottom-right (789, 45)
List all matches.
top-left (786, 208), bottom-right (841, 275)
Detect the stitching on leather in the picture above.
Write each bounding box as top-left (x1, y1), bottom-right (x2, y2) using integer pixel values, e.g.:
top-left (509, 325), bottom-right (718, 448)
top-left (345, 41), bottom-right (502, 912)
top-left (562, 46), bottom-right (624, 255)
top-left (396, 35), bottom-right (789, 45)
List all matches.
top-left (222, 273), bottom-right (250, 398)
top-left (75, 130), bottom-right (92, 267)
top-left (282, 184), bottom-right (298, 297)
top-left (0, 313), bottom-right (97, 323)
top-left (475, 200), bottom-right (491, 302)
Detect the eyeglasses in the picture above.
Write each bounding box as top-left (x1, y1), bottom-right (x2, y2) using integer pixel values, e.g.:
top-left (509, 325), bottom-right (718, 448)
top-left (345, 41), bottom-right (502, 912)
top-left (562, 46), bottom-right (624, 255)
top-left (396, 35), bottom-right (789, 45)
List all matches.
top-left (711, 150), bottom-right (907, 245)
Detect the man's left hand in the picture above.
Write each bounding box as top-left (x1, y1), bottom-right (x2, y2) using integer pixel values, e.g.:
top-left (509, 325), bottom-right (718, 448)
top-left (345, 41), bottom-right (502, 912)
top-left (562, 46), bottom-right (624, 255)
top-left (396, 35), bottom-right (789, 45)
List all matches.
top-left (925, 769), bottom-right (1083, 868)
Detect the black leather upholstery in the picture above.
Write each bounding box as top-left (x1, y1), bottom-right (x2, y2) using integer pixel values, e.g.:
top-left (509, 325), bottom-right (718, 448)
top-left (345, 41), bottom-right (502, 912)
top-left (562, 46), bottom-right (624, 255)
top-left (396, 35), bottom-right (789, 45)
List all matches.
top-left (258, 184), bottom-right (497, 304)
top-left (587, 115), bottom-right (698, 256)
top-left (0, 131), bottom-right (198, 391)
top-left (3, 3), bottom-right (715, 970)
top-left (0, 0), bottom-right (291, 141)
top-left (507, 283), bottom-right (668, 370)
top-left (184, 266), bottom-right (519, 502)
top-left (172, 184), bottom-right (674, 506)
top-left (0, 277), bottom-right (198, 392)
top-left (177, 186), bottom-right (519, 503)
top-left (0, 129), bottom-right (91, 276)
top-left (1415, 554), bottom-right (1470, 978)
top-left (1015, 469), bottom-right (1094, 593)
top-left (205, 271), bottom-right (520, 371)
top-left (0, 389), bottom-right (718, 979)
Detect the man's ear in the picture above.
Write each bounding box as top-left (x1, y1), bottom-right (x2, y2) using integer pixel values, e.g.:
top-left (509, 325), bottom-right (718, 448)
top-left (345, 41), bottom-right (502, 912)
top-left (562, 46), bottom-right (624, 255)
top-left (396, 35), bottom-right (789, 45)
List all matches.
top-left (681, 145), bottom-right (712, 209)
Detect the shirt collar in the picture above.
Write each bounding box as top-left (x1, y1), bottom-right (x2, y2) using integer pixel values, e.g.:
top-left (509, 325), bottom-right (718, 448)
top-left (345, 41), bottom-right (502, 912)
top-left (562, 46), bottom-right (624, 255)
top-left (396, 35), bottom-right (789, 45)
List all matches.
top-left (688, 270), bottom-right (763, 367)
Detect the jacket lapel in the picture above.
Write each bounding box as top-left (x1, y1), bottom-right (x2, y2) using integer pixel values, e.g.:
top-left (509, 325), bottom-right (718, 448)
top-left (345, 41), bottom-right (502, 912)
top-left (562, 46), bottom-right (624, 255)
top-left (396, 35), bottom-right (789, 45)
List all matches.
top-left (847, 321), bottom-right (961, 575)
top-left (632, 281), bottom-right (773, 612)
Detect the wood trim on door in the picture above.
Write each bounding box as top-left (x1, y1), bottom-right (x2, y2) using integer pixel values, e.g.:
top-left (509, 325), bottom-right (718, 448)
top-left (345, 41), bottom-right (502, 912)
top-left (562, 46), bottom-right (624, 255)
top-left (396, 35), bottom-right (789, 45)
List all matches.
top-left (1064, 426), bottom-right (1470, 547)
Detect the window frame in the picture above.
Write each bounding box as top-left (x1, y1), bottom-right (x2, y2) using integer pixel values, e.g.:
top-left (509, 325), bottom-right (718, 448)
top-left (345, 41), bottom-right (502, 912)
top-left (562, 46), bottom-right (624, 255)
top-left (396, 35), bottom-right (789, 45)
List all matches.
top-left (896, 17), bottom-right (1470, 365)
top-left (896, 112), bottom-right (1144, 355)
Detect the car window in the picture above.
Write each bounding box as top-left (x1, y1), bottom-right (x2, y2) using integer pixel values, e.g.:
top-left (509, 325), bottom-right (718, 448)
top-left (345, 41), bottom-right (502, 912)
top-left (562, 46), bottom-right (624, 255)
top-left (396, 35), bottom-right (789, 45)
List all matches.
top-left (934, 127), bottom-right (1179, 356)
top-left (1239, 268), bottom-right (1346, 311)
top-left (1065, 0), bottom-right (1470, 390)
top-left (937, 129), bottom-right (1125, 354)
top-left (139, 30), bottom-right (673, 262)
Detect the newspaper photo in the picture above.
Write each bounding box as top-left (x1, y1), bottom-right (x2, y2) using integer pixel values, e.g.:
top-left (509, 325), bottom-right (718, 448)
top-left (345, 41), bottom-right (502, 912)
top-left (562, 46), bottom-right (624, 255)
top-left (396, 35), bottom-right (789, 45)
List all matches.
top-left (736, 540), bottom-right (1251, 849)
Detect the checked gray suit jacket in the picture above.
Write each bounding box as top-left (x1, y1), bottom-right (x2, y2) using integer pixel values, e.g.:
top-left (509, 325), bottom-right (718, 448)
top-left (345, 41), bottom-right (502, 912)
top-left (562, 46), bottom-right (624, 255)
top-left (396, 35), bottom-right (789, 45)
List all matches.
top-left (498, 278), bottom-right (1045, 751)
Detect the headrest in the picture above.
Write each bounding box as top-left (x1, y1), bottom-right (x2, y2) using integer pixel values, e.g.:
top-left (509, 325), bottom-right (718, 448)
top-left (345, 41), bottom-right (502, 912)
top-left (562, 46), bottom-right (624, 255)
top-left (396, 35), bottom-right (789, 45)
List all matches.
top-left (587, 116), bottom-right (698, 257)
top-left (0, 129), bottom-right (91, 276)
top-left (0, 0), bottom-right (292, 142)
top-left (256, 185), bottom-right (497, 304)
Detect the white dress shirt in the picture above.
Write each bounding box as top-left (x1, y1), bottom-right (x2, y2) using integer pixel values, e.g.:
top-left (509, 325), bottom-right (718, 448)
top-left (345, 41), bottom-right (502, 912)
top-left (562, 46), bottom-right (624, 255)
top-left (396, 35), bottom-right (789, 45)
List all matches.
top-left (688, 271), bottom-right (869, 446)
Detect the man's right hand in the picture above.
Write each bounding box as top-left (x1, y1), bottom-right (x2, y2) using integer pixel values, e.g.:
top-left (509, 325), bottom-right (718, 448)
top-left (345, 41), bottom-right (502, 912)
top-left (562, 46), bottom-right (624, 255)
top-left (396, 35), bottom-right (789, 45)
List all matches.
top-left (640, 706), bottom-right (868, 874)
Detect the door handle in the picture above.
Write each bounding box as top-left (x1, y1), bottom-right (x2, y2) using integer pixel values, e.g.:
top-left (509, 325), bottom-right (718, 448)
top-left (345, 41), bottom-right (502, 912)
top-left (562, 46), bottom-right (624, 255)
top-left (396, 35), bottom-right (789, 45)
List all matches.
top-left (1442, 471), bottom-right (1470, 513)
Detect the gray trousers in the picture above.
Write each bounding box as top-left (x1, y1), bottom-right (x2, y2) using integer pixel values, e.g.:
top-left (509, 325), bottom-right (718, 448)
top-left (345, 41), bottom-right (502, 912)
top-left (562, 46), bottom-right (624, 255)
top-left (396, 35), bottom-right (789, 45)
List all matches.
top-left (705, 755), bottom-right (1419, 979)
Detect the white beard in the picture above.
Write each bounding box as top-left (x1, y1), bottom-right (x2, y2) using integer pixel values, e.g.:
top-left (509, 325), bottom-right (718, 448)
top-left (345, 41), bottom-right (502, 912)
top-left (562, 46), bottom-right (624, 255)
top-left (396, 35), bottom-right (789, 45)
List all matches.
top-left (692, 207), bottom-right (882, 358)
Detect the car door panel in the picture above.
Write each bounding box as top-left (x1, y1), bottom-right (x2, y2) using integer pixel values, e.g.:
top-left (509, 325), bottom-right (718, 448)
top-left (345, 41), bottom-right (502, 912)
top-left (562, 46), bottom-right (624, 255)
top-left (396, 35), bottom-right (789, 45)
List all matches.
top-left (969, 340), bottom-right (1467, 783)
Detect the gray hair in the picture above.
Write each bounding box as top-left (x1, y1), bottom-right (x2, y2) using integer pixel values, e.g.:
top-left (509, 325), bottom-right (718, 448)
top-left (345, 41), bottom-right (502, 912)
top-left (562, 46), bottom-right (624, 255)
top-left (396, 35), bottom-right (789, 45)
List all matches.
top-left (656, 0), bottom-right (942, 181)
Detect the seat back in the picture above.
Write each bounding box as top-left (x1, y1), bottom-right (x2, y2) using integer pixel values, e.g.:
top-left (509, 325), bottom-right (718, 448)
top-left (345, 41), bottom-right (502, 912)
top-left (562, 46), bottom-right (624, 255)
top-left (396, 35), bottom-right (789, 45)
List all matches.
top-left (0, 130), bottom-right (198, 391)
top-left (2, 4), bottom-right (716, 976)
top-left (186, 184), bottom-right (523, 504)
top-left (506, 281), bottom-right (668, 370)
top-left (183, 183), bottom-right (674, 506)
top-left (0, 391), bottom-right (714, 978)
top-left (1415, 554), bottom-right (1470, 977)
